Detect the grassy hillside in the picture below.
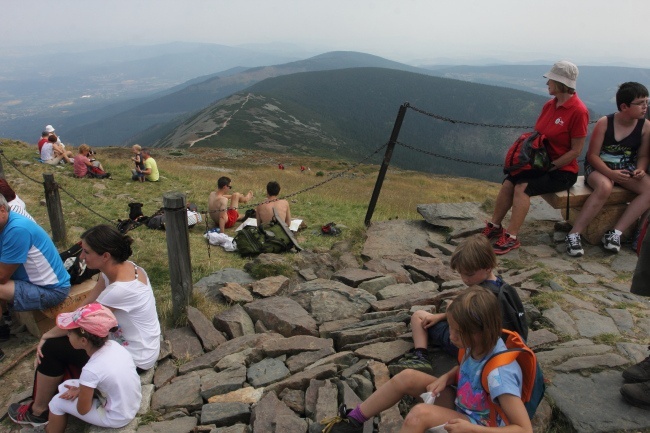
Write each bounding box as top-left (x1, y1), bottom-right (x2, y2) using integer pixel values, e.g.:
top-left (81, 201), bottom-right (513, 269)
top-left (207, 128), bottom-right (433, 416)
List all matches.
top-left (153, 67), bottom-right (553, 181)
top-left (0, 139), bottom-right (501, 325)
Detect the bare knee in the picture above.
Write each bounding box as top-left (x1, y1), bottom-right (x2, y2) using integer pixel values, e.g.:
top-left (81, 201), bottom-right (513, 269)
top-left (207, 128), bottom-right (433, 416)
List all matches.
top-left (403, 403), bottom-right (433, 429)
top-left (392, 369), bottom-right (424, 390)
top-left (411, 310), bottom-right (427, 326)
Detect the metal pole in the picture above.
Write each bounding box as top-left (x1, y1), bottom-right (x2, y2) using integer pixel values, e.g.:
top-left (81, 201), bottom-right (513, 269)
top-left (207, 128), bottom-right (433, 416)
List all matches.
top-left (163, 192), bottom-right (193, 324)
top-left (364, 103), bottom-right (408, 226)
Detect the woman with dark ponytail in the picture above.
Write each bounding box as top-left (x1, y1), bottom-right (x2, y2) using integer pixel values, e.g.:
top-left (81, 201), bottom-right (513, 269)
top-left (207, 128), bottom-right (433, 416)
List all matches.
top-left (9, 225), bottom-right (160, 428)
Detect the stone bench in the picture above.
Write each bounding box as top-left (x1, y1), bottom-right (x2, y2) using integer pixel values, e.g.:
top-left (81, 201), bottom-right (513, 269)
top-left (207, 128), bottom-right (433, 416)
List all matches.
top-left (17, 276), bottom-right (98, 338)
top-left (541, 176), bottom-right (636, 245)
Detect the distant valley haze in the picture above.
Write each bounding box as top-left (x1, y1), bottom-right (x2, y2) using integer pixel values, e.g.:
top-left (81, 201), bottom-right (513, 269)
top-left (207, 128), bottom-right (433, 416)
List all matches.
top-left (2, 0), bottom-right (650, 181)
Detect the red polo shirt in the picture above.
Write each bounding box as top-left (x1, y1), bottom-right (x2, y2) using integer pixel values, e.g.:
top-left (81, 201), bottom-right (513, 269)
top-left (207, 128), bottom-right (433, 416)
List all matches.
top-left (534, 93), bottom-right (589, 173)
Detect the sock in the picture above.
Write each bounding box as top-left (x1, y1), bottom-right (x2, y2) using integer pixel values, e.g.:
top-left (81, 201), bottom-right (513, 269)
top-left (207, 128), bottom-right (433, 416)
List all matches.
top-left (414, 348), bottom-right (429, 359)
top-left (507, 233), bottom-right (517, 240)
top-left (490, 222), bottom-right (501, 228)
top-left (614, 229), bottom-right (622, 236)
top-left (347, 404), bottom-right (369, 424)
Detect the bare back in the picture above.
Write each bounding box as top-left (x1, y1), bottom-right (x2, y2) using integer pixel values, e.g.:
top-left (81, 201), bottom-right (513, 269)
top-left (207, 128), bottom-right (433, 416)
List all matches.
top-left (208, 191), bottom-right (229, 225)
top-left (256, 199), bottom-right (291, 226)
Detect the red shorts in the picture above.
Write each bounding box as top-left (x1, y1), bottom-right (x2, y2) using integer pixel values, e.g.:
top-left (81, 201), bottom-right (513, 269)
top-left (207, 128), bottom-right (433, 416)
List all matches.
top-left (225, 209), bottom-right (239, 228)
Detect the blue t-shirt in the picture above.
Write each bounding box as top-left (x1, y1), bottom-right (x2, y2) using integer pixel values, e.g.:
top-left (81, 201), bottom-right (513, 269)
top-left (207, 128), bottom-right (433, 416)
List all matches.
top-left (455, 338), bottom-right (523, 426)
top-left (0, 212), bottom-right (70, 289)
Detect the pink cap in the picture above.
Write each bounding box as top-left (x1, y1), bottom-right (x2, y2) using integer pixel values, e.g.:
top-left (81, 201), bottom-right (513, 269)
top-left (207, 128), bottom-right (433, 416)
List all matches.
top-left (56, 303), bottom-right (117, 337)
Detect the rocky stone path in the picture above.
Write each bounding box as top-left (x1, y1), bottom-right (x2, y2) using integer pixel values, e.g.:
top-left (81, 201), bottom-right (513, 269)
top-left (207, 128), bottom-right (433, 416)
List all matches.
top-left (4, 199), bottom-right (650, 433)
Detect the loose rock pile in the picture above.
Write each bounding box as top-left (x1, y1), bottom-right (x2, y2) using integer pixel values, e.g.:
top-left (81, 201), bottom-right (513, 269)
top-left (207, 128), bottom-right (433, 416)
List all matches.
top-left (10, 208), bottom-right (650, 433)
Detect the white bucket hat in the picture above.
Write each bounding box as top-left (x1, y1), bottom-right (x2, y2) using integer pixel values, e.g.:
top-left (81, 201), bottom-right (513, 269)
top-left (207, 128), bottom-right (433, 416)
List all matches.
top-left (44, 125), bottom-right (55, 133)
top-left (543, 61), bottom-right (578, 89)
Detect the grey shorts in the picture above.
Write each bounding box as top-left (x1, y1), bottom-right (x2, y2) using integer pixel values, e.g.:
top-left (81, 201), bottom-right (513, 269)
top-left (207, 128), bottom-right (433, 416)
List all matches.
top-left (12, 280), bottom-right (70, 312)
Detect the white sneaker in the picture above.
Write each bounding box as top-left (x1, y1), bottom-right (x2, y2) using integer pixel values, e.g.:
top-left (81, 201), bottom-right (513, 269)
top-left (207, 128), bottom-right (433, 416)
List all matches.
top-left (602, 230), bottom-right (621, 252)
top-left (565, 233), bottom-right (584, 257)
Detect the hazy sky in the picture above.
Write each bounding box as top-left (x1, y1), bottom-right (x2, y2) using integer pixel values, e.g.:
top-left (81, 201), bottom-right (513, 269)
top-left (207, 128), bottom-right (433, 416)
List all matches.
top-left (3, 0), bottom-right (650, 67)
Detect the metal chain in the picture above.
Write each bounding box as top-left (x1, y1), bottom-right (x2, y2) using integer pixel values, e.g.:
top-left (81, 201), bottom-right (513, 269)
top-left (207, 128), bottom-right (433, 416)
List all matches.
top-left (0, 150), bottom-right (46, 185)
top-left (200, 141), bottom-right (389, 217)
top-left (405, 103), bottom-right (533, 129)
top-left (405, 103), bottom-right (598, 126)
top-left (57, 184), bottom-right (115, 224)
top-left (1, 150), bottom-right (115, 224)
top-left (396, 141), bottom-right (503, 167)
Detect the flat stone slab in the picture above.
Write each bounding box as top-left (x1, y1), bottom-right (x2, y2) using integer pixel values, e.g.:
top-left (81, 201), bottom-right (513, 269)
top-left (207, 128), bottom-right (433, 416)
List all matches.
top-left (553, 353), bottom-right (629, 372)
top-left (354, 339), bottom-right (413, 364)
top-left (548, 371), bottom-right (650, 433)
top-left (536, 257), bottom-right (576, 272)
top-left (527, 329), bottom-right (559, 349)
top-left (572, 309), bottom-right (620, 338)
top-left (569, 274), bottom-right (599, 285)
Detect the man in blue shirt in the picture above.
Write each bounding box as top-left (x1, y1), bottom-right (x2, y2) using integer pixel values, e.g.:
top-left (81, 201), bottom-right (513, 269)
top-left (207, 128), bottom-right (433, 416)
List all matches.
top-left (0, 194), bottom-right (70, 360)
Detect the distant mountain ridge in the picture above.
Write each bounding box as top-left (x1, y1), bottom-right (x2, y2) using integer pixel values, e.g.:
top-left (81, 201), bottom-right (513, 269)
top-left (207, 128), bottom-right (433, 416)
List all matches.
top-left (63, 51), bottom-right (437, 146)
top-left (150, 67), bottom-right (556, 181)
top-left (421, 64), bottom-right (650, 115)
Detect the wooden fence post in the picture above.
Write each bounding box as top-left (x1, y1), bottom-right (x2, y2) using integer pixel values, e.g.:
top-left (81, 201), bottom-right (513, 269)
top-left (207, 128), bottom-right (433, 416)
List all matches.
top-left (163, 192), bottom-right (193, 323)
top-left (0, 149), bottom-right (5, 179)
top-left (43, 173), bottom-right (66, 244)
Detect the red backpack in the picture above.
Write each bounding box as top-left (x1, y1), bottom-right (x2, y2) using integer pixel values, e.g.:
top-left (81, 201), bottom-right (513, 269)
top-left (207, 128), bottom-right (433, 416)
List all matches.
top-left (504, 131), bottom-right (551, 177)
top-left (457, 329), bottom-right (545, 427)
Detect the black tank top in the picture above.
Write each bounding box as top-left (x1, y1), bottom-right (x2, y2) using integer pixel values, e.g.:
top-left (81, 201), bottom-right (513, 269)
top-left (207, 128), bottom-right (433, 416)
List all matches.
top-left (600, 113), bottom-right (645, 165)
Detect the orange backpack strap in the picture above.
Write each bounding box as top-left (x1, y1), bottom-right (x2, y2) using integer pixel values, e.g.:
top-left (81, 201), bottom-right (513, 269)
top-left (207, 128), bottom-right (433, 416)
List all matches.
top-left (479, 329), bottom-right (540, 426)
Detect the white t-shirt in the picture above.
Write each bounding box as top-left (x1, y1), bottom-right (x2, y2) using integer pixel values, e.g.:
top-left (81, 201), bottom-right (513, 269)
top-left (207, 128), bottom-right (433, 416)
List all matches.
top-left (9, 195), bottom-right (35, 222)
top-left (96, 262), bottom-right (161, 369)
top-left (40, 142), bottom-right (54, 160)
top-left (79, 341), bottom-right (142, 426)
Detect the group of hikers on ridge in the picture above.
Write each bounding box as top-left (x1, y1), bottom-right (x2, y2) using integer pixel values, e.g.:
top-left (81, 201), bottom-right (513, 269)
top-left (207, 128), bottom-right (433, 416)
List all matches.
top-left (36, 125), bottom-right (162, 182)
top-left (1, 59), bottom-right (649, 433)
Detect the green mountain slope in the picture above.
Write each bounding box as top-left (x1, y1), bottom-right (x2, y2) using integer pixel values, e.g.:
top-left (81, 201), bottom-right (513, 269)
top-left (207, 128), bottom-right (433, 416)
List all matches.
top-left (64, 51), bottom-right (433, 147)
top-left (151, 67), bottom-right (557, 181)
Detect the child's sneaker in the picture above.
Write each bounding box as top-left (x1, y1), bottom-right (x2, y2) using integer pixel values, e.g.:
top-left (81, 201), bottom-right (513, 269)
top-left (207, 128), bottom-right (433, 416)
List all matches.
top-left (482, 221), bottom-right (504, 240)
top-left (565, 233), bottom-right (584, 257)
top-left (493, 233), bottom-right (520, 255)
top-left (310, 404), bottom-right (363, 433)
top-left (602, 230), bottom-right (621, 252)
top-left (388, 349), bottom-right (434, 376)
top-left (8, 403), bottom-right (49, 426)
top-left (622, 355), bottom-right (650, 383)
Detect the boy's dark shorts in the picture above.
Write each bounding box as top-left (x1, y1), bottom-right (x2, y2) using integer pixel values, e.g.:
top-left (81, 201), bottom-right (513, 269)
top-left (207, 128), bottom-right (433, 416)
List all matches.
top-left (505, 170), bottom-right (577, 197)
top-left (427, 321), bottom-right (459, 358)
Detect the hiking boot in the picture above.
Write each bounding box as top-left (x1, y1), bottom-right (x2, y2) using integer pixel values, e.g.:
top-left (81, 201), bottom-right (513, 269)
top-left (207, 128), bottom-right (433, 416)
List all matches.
top-left (565, 233), bottom-right (584, 257)
top-left (8, 403), bottom-right (49, 426)
top-left (620, 381), bottom-right (650, 410)
top-left (310, 404), bottom-right (363, 433)
top-left (622, 355), bottom-right (650, 383)
top-left (493, 233), bottom-right (520, 255)
top-left (602, 230), bottom-right (621, 252)
top-left (0, 323), bottom-right (10, 342)
top-left (482, 221), bottom-right (504, 240)
top-left (388, 349), bottom-right (434, 376)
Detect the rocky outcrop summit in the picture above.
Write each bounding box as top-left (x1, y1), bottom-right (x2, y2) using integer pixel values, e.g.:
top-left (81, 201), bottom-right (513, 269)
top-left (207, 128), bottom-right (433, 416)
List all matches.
top-left (7, 201), bottom-right (650, 433)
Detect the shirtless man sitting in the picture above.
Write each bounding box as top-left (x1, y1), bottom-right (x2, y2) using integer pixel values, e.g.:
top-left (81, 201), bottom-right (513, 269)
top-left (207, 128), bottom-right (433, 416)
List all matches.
top-left (255, 181), bottom-right (291, 226)
top-left (208, 176), bottom-right (253, 232)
